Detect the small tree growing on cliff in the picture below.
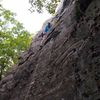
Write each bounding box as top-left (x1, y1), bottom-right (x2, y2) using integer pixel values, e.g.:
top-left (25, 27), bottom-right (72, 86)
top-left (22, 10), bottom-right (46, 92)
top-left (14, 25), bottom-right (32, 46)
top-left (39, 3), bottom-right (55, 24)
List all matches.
top-left (0, 6), bottom-right (32, 80)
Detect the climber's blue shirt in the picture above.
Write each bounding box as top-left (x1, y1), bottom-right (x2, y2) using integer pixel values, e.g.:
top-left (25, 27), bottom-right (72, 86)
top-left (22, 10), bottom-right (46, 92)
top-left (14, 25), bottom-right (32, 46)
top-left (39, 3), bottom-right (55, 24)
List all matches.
top-left (44, 25), bottom-right (49, 33)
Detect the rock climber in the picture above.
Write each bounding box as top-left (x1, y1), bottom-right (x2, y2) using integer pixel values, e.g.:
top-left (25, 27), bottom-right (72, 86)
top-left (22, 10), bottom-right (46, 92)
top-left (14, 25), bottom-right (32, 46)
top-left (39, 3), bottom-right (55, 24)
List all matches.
top-left (44, 22), bottom-right (51, 33)
top-left (39, 22), bottom-right (51, 37)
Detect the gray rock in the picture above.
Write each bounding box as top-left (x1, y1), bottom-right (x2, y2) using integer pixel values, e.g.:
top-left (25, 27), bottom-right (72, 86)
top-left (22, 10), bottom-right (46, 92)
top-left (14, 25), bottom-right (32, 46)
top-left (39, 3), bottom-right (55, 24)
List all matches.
top-left (0, 0), bottom-right (100, 100)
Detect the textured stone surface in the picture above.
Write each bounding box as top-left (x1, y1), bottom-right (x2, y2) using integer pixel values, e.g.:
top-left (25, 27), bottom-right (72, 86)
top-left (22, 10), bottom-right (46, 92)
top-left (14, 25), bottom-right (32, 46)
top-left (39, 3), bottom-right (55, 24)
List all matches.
top-left (0, 0), bottom-right (100, 100)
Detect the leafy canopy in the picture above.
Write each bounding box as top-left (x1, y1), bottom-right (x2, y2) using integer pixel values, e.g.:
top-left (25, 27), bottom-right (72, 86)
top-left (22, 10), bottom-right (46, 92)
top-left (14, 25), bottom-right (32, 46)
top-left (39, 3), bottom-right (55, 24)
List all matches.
top-left (29, 0), bottom-right (60, 14)
top-left (0, 6), bottom-right (32, 79)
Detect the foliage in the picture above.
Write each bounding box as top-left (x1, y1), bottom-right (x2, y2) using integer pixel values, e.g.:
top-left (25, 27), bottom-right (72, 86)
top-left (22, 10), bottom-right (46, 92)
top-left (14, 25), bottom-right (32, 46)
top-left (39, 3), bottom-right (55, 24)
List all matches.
top-left (29, 0), bottom-right (60, 14)
top-left (0, 6), bottom-right (32, 80)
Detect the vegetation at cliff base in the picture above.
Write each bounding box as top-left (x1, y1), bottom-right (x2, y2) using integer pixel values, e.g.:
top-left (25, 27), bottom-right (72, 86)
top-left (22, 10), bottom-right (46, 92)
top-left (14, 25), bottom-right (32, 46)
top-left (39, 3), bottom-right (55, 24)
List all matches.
top-left (0, 6), bottom-right (32, 80)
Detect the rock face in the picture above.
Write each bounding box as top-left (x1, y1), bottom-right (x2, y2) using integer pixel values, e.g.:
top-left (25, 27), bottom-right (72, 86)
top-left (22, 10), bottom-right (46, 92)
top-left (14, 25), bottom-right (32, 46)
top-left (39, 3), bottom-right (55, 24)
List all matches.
top-left (0, 0), bottom-right (100, 100)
